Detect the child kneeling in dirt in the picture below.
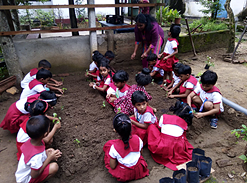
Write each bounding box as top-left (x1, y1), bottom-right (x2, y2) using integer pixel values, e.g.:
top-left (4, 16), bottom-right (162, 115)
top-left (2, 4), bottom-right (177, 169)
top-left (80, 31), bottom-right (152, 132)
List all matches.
top-left (103, 113), bottom-right (149, 182)
top-left (106, 70), bottom-right (130, 107)
top-left (147, 101), bottom-right (194, 171)
top-left (130, 91), bottom-right (157, 145)
top-left (15, 115), bottom-right (62, 183)
top-left (187, 70), bottom-right (224, 129)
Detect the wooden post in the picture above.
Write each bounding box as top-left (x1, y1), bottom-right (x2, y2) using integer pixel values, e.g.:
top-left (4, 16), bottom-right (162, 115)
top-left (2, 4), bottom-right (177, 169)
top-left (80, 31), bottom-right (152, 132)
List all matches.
top-left (68, 0), bottom-right (79, 36)
top-left (231, 25), bottom-right (246, 61)
top-left (131, 6), bottom-right (133, 25)
top-left (185, 18), bottom-right (196, 56)
top-left (115, 0), bottom-right (120, 16)
top-left (3, 0), bottom-right (15, 31)
top-left (0, 1), bottom-right (23, 84)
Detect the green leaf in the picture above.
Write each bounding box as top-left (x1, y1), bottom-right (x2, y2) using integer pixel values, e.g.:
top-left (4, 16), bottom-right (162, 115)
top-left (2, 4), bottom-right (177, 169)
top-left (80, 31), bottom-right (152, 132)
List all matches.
top-left (239, 154), bottom-right (247, 161)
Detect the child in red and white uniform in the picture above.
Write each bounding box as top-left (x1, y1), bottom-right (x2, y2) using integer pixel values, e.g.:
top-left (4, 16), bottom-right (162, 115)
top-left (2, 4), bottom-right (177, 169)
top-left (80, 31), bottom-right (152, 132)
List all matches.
top-left (15, 115), bottom-right (62, 183)
top-left (148, 101), bottom-right (194, 170)
top-left (158, 24), bottom-right (181, 85)
top-left (148, 53), bottom-right (164, 85)
top-left (103, 113), bottom-right (149, 182)
top-left (89, 60), bottom-right (114, 92)
top-left (85, 51), bottom-right (103, 80)
top-left (187, 70), bottom-right (223, 129)
top-left (164, 62), bottom-right (182, 91)
top-left (130, 91), bottom-right (157, 145)
top-left (21, 59), bottom-right (62, 89)
top-left (0, 91), bottom-right (57, 133)
top-left (168, 65), bottom-right (198, 104)
top-left (106, 70), bottom-right (130, 107)
top-left (20, 68), bottom-right (63, 99)
top-left (16, 99), bottom-right (61, 160)
top-left (104, 50), bottom-right (116, 73)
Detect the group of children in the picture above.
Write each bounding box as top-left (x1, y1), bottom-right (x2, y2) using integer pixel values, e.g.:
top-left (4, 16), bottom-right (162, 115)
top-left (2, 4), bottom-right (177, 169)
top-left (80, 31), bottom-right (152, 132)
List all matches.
top-left (0, 59), bottom-right (65, 182)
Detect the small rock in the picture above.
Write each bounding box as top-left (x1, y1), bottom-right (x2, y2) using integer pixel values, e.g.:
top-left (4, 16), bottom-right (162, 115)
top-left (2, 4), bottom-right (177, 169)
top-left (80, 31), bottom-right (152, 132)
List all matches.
top-left (191, 56), bottom-right (198, 60)
top-left (227, 150), bottom-right (236, 158)
top-left (216, 159), bottom-right (233, 168)
top-left (232, 60), bottom-right (239, 64)
top-left (240, 60), bottom-right (245, 64)
top-left (6, 86), bottom-right (19, 95)
top-left (228, 173), bottom-right (234, 179)
top-left (221, 148), bottom-right (229, 154)
top-left (58, 73), bottom-right (70, 77)
top-left (223, 57), bottom-right (232, 62)
top-left (228, 108), bottom-right (236, 114)
top-left (241, 172), bottom-right (246, 177)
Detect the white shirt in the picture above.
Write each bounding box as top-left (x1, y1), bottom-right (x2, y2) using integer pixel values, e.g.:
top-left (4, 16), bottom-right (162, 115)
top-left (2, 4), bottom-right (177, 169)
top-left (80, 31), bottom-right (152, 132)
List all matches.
top-left (89, 61), bottom-right (98, 71)
top-left (21, 72), bottom-right (36, 89)
top-left (152, 66), bottom-right (164, 76)
top-left (134, 108), bottom-right (157, 124)
top-left (159, 115), bottom-right (184, 137)
top-left (107, 87), bottom-right (128, 98)
top-left (20, 84), bottom-right (46, 100)
top-left (172, 72), bottom-right (180, 87)
top-left (17, 128), bottom-right (30, 143)
top-left (182, 79), bottom-right (199, 90)
top-left (15, 151), bottom-right (47, 183)
top-left (109, 137), bottom-right (143, 167)
top-left (96, 76), bottom-right (111, 85)
top-left (194, 86), bottom-right (224, 112)
top-left (163, 39), bottom-right (178, 55)
top-left (16, 98), bottom-right (29, 114)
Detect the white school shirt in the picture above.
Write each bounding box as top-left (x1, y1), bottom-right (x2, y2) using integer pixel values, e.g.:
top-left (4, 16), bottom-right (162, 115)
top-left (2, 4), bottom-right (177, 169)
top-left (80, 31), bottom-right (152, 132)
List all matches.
top-left (17, 128), bottom-right (30, 143)
top-left (15, 151), bottom-right (47, 183)
top-left (159, 115), bottom-right (184, 137)
top-left (172, 71), bottom-right (181, 87)
top-left (134, 107), bottom-right (157, 124)
top-left (109, 137), bottom-right (143, 167)
top-left (152, 66), bottom-right (164, 76)
top-left (182, 79), bottom-right (199, 90)
top-left (107, 87), bottom-right (128, 97)
top-left (96, 75), bottom-right (111, 86)
top-left (15, 98), bottom-right (29, 114)
top-left (193, 86), bottom-right (224, 112)
top-left (163, 39), bottom-right (178, 55)
top-left (20, 84), bottom-right (46, 100)
top-left (21, 72), bottom-right (36, 89)
top-left (89, 61), bottom-right (98, 71)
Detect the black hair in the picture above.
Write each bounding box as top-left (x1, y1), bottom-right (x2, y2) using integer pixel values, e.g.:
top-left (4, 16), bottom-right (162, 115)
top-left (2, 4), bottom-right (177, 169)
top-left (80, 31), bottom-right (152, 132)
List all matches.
top-left (169, 100), bottom-right (193, 126)
top-left (104, 51), bottom-right (115, 59)
top-left (24, 100), bottom-right (49, 116)
top-left (201, 70), bottom-right (218, 85)
top-left (135, 68), bottom-right (152, 86)
top-left (99, 61), bottom-right (112, 81)
top-left (92, 50), bottom-right (102, 56)
top-left (40, 91), bottom-right (57, 106)
top-left (178, 64), bottom-right (191, 75)
top-left (26, 115), bottom-right (50, 139)
top-left (147, 53), bottom-right (158, 62)
top-left (170, 24), bottom-right (181, 39)
top-left (135, 14), bottom-right (157, 32)
top-left (113, 113), bottom-right (132, 149)
top-left (113, 70), bottom-right (129, 83)
top-left (38, 59), bottom-right (51, 69)
top-left (131, 91), bottom-right (148, 105)
top-left (36, 68), bottom-right (52, 80)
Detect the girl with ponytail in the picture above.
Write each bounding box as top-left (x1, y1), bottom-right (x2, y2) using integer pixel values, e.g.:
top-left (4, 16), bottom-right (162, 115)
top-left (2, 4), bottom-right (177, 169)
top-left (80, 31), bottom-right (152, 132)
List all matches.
top-left (103, 113), bottom-right (149, 182)
top-left (16, 99), bottom-right (61, 160)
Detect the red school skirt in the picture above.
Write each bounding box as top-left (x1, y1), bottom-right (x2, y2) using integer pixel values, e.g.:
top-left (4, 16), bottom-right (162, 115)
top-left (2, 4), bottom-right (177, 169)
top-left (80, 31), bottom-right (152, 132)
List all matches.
top-left (147, 124), bottom-right (193, 170)
top-left (0, 102), bottom-right (30, 133)
top-left (103, 140), bottom-right (149, 182)
top-left (158, 53), bottom-right (179, 72)
top-left (130, 116), bottom-right (148, 146)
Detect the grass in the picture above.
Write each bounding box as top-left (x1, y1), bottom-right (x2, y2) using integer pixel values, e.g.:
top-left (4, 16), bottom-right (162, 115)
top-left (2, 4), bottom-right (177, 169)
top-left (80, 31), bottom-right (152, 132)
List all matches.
top-left (204, 177), bottom-right (218, 183)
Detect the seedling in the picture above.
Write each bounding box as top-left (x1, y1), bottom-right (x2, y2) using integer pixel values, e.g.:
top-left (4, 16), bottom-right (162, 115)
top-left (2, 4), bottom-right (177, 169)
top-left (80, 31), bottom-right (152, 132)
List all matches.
top-left (52, 113), bottom-right (61, 123)
top-left (62, 88), bottom-right (67, 93)
top-left (102, 101), bottom-right (106, 108)
top-left (61, 77), bottom-right (64, 82)
top-left (196, 71), bottom-right (203, 77)
top-left (151, 79), bottom-right (154, 85)
top-left (205, 56), bottom-right (214, 67)
top-left (86, 69), bottom-right (89, 75)
top-left (61, 106), bottom-right (64, 110)
top-left (74, 138), bottom-right (80, 147)
top-left (164, 90), bottom-right (168, 97)
top-left (117, 107), bottom-right (121, 114)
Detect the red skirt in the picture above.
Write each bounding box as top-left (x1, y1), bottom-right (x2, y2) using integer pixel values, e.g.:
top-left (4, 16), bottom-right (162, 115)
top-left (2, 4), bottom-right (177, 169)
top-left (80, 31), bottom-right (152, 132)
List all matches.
top-left (0, 102), bottom-right (30, 133)
top-left (130, 117), bottom-right (148, 146)
top-left (147, 124), bottom-right (193, 170)
top-left (103, 140), bottom-right (149, 182)
top-left (158, 53), bottom-right (179, 72)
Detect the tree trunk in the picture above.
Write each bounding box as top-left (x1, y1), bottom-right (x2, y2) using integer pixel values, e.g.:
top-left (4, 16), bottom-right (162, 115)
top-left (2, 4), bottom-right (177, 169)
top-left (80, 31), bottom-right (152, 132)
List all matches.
top-left (149, 0), bottom-right (156, 18)
top-left (68, 0), bottom-right (79, 36)
top-left (10, 0), bottom-right (20, 31)
top-left (0, 1), bottom-right (23, 84)
top-left (224, 0), bottom-right (235, 53)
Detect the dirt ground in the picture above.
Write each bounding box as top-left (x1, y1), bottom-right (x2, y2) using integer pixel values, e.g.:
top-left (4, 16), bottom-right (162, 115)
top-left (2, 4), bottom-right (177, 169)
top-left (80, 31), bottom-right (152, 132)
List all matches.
top-left (1, 41), bottom-right (247, 183)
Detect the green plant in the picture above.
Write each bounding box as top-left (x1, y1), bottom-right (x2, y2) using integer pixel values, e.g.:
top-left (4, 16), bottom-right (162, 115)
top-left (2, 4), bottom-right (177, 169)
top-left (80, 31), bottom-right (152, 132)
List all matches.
top-left (205, 56), bottom-right (214, 67)
top-left (62, 88), bottom-right (67, 93)
top-left (74, 138), bottom-right (80, 147)
top-left (156, 6), bottom-right (180, 24)
top-left (61, 106), bottom-right (64, 110)
top-left (196, 71), bottom-right (203, 77)
top-left (151, 79), bottom-right (154, 85)
top-left (33, 9), bottom-right (55, 27)
top-left (52, 113), bottom-right (61, 123)
top-left (61, 77), bottom-right (64, 82)
top-left (102, 101), bottom-right (106, 108)
top-left (199, 0), bottom-right (224, 19)
top-left (117, 107), bottom-right (121, 114)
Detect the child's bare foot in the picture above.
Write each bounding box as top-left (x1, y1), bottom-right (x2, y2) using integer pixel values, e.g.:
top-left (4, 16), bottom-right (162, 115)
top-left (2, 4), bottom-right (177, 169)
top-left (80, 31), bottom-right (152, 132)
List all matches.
top-left (153, 108), bottom-right (157, 113)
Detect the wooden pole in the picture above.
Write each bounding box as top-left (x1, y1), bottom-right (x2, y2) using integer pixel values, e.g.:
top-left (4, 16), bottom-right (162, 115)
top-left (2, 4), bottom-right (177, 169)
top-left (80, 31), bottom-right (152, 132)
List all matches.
top-left (68, 0), bottom-right (79, 36)
top-left (3, 0), bottom-right (15, 31)
top-left (185, 18), bottom-right (196, 56)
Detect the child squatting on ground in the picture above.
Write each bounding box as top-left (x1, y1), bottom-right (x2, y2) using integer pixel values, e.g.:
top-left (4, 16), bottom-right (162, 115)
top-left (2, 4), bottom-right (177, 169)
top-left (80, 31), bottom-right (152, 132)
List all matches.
top-left (103, 113), bottom-right (149, 182)
top-left (130, 91), bottom-right (157, 145)
top-left (21, 59), bottom-right (62, 89)
top-left (15, 115), bottom-right (62, 183)
top-left (106, 70), bottom-right (130, 107)
top-left (148, 53), bottom-right (164, 85)
top-left (158, 24), bottom-right (181, 85)
top-left (187, 70), bottom-right (224, 129)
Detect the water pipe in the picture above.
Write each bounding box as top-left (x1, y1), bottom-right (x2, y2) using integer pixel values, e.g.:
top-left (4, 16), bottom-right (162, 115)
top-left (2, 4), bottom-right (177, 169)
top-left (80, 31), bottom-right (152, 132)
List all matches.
top-left (222, 97), bottom-right (247, 116)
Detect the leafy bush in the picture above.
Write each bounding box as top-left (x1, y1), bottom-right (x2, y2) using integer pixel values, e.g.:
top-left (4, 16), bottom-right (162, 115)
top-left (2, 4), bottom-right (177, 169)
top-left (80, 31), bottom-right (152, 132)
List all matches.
top-left (189, 17), bottom-right (228, 32)
top-left (156, 6), bottom-right (181, 25)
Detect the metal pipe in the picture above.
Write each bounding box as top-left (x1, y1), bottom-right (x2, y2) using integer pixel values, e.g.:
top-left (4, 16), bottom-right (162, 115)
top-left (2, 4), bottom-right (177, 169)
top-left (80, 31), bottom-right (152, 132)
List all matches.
top-left (222, 97), bottom-right (247, 115)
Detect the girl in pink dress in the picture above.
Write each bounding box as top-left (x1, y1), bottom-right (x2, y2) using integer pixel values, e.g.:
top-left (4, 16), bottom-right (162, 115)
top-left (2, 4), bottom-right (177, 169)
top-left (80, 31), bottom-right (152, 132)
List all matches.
top-left (103, 113), bottom-right (149, 182)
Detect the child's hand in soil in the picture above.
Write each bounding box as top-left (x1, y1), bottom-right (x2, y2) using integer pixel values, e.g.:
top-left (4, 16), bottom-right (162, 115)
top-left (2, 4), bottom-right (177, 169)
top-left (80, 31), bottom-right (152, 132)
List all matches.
top-left (168, 94), bottom-right (175, 99)
top-left (193, 112), bottom-right (204, 119)
top-left (85, 72), bottom-right (89, 77)
top-left (106, 94), bottom-right (111, 99)
top-left (57, 88), bottom-right (64, 94)
top-left (89, 82), bottom-right (95, 87)
top-left (55, 81), bottom-right (63, 86)
top-left (55, 94), bottom-right (62, 98)
top-left (46, 148), bottom-right (62, 161)
top-left (54, 118), bottom-right (61, 129)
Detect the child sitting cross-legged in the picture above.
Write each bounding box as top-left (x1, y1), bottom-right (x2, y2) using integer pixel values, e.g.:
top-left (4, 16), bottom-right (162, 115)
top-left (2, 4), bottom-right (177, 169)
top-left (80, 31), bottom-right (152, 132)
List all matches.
top-left (103, 113), bottom-right (149, 182)
top-left (130, 91), bottom-right (157, 145)
top-left (106, 70), bottom-right (130, 107)
top-left (168, 64), bottom-right (198, 104)
top-left (15, 115), bottom-right (62, 183)
top-left (187, 70), bottom-right (224, 129)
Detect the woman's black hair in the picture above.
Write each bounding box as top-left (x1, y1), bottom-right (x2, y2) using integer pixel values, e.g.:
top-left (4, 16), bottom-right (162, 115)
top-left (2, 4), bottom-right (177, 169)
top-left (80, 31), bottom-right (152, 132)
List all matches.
top-left (201, 70), bottom-right (218, 85)
top-left (36, 68), bottom-right (52, 80)
top-left (170, 24), bottom-right (181, 39)
top-left (135, 68), bottom-right (152, 86)
top-left (178, 64), bottom-right (191, 75)
top-left (26, 115), bottom-right (50, 139)
top-left (113, 113), bottom-right (132, 149)
top-left (40, 91), bottom-right (57, 106)
top-left (24, 100), bottom-right (49, 116)
top-left (113, 70), bottom-right (129, 83)
top-left (147, 53), bottom-right (158, 62)
top-left (131, 91), bottom-right (148, 105)
top-left (99, 60), bottom-right (112, 81)
top-left (135, 13), bottom-right (157, 32)
top-left (169, 100), bottom-right (193, 126)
